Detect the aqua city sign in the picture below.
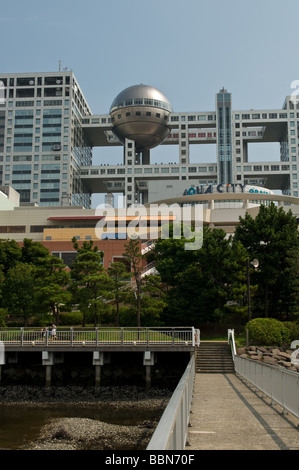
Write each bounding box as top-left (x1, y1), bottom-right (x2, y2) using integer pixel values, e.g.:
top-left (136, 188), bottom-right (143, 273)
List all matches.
top-left (183, 184), bottom-right (271, 196)
top-left (183, 184), bottom-right (246, 195)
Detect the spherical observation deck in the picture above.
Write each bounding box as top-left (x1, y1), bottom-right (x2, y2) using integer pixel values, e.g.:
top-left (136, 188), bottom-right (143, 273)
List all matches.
top-left (109, 84), bottom-right (172, 151)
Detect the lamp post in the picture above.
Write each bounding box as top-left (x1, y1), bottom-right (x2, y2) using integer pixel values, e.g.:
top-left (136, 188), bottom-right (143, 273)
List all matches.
top-left (247, 258), bottom-right (259, 322)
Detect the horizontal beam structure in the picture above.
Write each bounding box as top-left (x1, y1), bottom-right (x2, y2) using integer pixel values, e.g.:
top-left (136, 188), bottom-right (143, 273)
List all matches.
top-left (80, 161), bottom-right (290, 193)
top-left (80, 110), bottom-right (293, 198)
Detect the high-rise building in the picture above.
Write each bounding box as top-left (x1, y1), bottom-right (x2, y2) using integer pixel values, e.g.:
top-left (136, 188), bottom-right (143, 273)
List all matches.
top-left (0, 71), bottom-right (92, 207)
top-left (0, 72), bottom-right (298, 208)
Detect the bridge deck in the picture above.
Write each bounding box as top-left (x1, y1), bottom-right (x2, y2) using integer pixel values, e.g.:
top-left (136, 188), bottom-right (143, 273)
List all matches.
top-left (187, 373), bottom-right (299, 450)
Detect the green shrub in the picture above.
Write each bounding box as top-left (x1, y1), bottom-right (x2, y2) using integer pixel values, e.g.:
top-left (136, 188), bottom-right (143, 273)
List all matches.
top-left (59, 311), bottom-right (83, 326)
top-left (119, 306), bottom-right (137, 327)
top-left (0, 308), bottom-right (7, 327)
top-left (283, 321), bottom-right (299, 342)
top-left (32, 313), bottom-right (53, 327)
top-left (245, 318), bottom-right (291, 346)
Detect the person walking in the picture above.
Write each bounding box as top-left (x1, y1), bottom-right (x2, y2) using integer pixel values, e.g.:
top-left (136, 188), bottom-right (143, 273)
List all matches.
top-left (51, 324), bottom-right (57, 340)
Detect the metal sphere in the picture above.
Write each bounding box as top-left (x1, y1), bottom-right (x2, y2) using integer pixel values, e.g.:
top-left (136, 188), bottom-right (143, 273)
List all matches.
top-left (109, 84), bottom-right (172, 151)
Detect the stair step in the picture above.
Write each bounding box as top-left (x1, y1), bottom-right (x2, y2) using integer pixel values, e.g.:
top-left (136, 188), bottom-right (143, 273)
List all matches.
top-left (195, 341), bottom-right (234, 374)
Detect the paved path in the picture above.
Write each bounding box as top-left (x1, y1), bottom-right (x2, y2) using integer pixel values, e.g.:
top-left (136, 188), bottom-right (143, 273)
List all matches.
top-left (186, 373), bottom-right (299, 451)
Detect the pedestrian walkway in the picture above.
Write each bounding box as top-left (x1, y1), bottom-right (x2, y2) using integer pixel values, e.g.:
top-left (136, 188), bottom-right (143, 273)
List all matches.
top-left (186, 373), bottom-right (299, 450)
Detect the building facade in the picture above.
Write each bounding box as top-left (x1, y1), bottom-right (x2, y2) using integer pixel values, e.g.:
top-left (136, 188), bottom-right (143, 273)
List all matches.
top-left (0, 71), bottom-right (92, 207)
top-left (0, 72), bottom-right (299, 208)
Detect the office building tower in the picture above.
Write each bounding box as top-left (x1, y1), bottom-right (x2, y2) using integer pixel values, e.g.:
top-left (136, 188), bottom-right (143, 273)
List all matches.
top-left (0, 71), bottom-right (92, 207)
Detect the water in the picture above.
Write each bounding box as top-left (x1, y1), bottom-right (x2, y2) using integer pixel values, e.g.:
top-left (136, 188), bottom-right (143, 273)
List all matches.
top-left (0, 403), bottom-right (159, 450)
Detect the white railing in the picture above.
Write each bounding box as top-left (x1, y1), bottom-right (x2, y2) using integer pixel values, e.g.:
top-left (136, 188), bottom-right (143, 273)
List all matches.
top-left (0, 327), bottom-right (200, 347)
top-left (146, 354), bottom-right (195, 450)
top-left (228, 329), bottom-right (299, 418)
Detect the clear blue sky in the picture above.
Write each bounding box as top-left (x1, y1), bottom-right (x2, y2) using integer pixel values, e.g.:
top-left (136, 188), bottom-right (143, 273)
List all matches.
top-left (1, 0), bottom-right (299, 205)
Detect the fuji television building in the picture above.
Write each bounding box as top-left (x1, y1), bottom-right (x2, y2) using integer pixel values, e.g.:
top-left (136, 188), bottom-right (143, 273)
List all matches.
top-left (1, 72), bottom-right (299, 236)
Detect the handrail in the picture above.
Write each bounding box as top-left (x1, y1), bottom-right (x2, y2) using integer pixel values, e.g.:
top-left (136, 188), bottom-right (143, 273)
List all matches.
top-left (0, 327), bottom-right (199, 347)
top-left (228, 328), bottom-right (236, 359)
top-left (146, 354), bottom-right (195, 450)
top-left (228, 329), bottom-right (299, 418)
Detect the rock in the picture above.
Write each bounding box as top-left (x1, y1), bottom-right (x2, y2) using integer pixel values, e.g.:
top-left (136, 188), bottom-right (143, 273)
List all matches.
top-left (277, 352), bottom-right (291, 360)
top-left (262, 356), bottom-right (277, 366)
top-left (26, 417), bottom-right (155, 450)
top-left (237, 348), bottom-right (246, 355)
top-left (278, 360), bottom-right (291, 368)
top-left (257, 347), bottom-right (268, 353)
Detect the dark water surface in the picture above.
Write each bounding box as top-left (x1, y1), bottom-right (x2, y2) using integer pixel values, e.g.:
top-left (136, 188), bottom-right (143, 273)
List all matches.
top-left (0, 403), bottom-right (157, 450)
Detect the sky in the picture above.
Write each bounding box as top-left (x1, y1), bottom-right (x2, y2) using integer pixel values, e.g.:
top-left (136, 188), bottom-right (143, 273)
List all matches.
top-left (1, 0), bottom-right (299, 206)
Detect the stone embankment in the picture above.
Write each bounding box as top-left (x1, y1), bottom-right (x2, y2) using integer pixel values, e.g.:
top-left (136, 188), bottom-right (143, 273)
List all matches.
top-left (237, 345), bottom-right (299, 372)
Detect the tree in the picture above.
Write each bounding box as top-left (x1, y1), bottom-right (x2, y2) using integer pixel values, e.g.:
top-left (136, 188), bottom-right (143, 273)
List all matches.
top-left (123, 238), bottom-right (143, 328)
top-left (140, 274), bottom-right (167, 325)
top-left (147, 225), bottom-right (195, 287)
top-left (234, 202), bottom-right (299, 319)
top-left (21, 238), bottom-right (50, 264)
top-left (0, 239), bottom-right (22, 274)
top-left (107, 261), bottom-right (131, 326)
top-left (150, 226), bottom-right (248, 326)
top-left (35, 255), bottom-right (71, 324)
top-left (2, 263), bottom-right (39, 325)
top-left (69, 238), bottom-right (114, 326)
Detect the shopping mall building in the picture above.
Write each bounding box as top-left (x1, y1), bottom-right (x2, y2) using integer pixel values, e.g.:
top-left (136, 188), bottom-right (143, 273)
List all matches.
top-left (1, 71), bottom-right (299, 266)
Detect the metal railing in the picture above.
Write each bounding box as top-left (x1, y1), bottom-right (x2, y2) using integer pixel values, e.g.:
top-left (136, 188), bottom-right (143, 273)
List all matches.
top-left (0, 327), bottom-right (200, 348)
top-left (228, 329), bottom-right (299, 418)
top-left (146, 354), bottom-right (195, 450)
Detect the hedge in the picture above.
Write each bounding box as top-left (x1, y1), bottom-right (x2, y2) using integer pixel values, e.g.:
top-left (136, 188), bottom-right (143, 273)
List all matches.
top-left (245, 318), bottom-right (291, 346)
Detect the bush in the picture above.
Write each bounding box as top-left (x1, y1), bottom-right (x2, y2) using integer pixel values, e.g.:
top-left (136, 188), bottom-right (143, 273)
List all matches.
top-left (0, 308), bottom-right (7, 327)
top-left (283, 321), bottom-right (299, 342)
top-left (119, 306), bottom-right (137, 327)
top-left (59, 311), bottom-right (83, 326)
top-left (245, 318), bottom-right (291, 346)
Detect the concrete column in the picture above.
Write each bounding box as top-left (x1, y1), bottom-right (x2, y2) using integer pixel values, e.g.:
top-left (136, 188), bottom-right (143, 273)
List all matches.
top-left (143, 351), bottom-right (155, 389)
top-left (0, 341), bottom-right (5, 385)
top-left (42, 351), bottom-right (54, 387)
top-left (93, 351), bottom-right (110, 387)
top-left (145, 365), bottom-right (151, 389)
top-left (94, 365), bottom-right (101, 387)
top-left (45, 365), bottom-right (52, 387)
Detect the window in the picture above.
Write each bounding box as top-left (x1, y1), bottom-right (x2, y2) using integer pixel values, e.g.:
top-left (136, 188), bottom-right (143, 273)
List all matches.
top-left (0, 226), bottom-right (26, 233)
